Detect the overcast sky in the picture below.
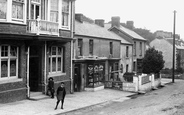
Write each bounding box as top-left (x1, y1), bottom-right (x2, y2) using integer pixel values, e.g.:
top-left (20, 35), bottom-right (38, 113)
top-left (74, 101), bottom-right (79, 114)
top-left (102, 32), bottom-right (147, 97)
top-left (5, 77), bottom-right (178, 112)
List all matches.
top-left (75, 0), bottom-right (184, 39)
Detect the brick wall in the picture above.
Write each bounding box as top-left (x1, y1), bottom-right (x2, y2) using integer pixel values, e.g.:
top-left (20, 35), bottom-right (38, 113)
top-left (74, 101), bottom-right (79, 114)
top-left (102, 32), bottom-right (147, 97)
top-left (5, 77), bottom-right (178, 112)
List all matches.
top-left (0, 23), bottom-right (26, 34)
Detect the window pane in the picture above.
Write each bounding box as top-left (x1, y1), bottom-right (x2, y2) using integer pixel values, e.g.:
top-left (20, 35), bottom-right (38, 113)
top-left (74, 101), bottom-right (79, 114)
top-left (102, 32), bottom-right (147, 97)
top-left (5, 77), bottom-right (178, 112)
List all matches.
top-left (10, 60), bottom-right (16, 77)
top-left (1, 46), bottom-right (8, 57)
top-left (10, 46), bottom-right (17, 57)
top-left (0, 0), bottom-right (7, 19)
top-left (1, 60), bottom-right (8, 78)
top-left (52, 47), bottom-right (56, 55)
top-left (50, 0), bottom-right (58, 22)
top-left (31, 4), bottom-right (34, 19)
top-left (52, 57), bottom-right (56, 72)
top-left (62, 0), bottom-right (69, 26)
top-left (58, 47), bottom-right (61, 55)
top-left (12, 2), bottom-right (23, 19)
top-left (57, 57), bottom-right (61, 71)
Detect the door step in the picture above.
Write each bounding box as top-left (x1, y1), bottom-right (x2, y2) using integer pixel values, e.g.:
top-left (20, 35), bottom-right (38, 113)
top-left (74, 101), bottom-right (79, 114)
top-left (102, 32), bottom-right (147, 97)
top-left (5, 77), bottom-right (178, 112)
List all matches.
top-left (29, 92), bottom-right (49, 100)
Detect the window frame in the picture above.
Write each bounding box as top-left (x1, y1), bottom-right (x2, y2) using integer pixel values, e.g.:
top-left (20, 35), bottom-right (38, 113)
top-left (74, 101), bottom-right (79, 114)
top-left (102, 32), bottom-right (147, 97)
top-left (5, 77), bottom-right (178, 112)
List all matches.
top-left (12, 0), bottom-right (25, 22)
top-left (140, 42), bottom-right (142, 56)
top-left (61, 0), bottom-right (71, 29)
top-left (126, 46), bottom-right (129, 58)
top-left (110, 42), bottom-right (113, 55)
top-left (133, 41), bottom-right (136, 56)
top-left (0, 0), bottom-right (7, 20)
top-left (78, 38), bottom-right (83, 56)
top-left (50, 0), bottom-right (59, 22)
top-left (89, 39), bottom-right (93, 55)
top-left (0, 45), bottom-right (19, 80)
top-left (48, 46), bottom-right (64, 75)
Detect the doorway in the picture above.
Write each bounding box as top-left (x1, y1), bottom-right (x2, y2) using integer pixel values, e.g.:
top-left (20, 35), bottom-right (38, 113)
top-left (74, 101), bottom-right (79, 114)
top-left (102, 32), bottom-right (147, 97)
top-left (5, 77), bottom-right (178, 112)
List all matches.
top-left (29, 45), bottom-right (41, 92)
top-left (74, 64), bottom-right (81, 92)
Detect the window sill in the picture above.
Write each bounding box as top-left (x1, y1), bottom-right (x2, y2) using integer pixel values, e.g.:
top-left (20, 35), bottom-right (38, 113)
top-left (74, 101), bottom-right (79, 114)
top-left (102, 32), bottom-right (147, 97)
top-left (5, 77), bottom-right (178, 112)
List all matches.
top-left (0, 78), bottom-right (23, 84)
top-left (48, 72), bottom-right (66, 77)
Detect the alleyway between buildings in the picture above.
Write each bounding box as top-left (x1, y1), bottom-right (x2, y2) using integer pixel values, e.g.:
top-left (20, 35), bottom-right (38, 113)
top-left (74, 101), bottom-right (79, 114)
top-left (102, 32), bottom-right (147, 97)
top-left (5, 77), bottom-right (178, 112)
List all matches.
top-left (64, 79), bottom-right (184, 115)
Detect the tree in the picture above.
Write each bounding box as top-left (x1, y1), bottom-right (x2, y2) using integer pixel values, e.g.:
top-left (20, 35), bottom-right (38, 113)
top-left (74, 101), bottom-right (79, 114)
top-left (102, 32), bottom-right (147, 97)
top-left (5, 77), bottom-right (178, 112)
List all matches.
top-left (142, 47), bottom-right (165, 74)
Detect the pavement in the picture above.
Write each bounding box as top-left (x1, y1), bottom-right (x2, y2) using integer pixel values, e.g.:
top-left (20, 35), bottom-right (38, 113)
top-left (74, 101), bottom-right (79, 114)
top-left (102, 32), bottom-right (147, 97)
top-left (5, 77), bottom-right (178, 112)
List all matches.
top-left (0, 78), bottom-right (173, 115)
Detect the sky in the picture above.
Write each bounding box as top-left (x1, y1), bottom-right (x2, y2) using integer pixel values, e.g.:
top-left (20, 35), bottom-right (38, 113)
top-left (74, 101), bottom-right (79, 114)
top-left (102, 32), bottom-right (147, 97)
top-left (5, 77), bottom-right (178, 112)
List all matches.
top-left (75, 0), bottom-right (184, 39)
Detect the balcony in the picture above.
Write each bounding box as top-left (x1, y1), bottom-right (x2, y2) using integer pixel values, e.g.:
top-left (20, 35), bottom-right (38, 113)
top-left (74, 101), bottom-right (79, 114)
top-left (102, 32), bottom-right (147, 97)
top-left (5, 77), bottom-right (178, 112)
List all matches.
top-left (27, 18), bottom-right (59, 36)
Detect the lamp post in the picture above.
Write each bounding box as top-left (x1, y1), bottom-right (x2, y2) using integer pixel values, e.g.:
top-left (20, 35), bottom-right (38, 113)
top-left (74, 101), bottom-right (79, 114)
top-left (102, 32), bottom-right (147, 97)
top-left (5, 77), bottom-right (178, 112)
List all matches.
top-left (172, 10), bottom-right (176, 83)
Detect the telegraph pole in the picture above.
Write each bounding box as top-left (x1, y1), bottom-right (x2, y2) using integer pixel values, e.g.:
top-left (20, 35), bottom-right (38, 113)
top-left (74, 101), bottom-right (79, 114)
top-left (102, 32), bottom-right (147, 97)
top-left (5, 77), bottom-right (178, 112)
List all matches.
top-left (172, 10), bottom-right (176, 83)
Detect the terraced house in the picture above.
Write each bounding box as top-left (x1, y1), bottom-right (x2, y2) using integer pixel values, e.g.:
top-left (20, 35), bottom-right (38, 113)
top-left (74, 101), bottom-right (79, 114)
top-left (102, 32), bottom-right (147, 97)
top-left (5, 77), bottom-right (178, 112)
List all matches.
top-left (105, 17), bottom-right (147, 74)
top-left (0, 0), bottom-right (75, 103)
top-left (73, 14), bottom-right (127, 92)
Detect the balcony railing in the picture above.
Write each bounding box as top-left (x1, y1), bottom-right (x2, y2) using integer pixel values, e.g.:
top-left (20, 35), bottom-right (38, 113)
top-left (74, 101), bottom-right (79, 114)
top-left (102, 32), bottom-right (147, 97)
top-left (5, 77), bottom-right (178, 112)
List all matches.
top-left (27, 18), bottom-right (59, 36)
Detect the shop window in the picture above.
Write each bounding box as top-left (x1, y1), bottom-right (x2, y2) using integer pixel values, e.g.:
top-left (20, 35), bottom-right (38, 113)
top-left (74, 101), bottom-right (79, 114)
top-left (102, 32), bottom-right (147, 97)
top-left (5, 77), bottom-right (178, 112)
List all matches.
top-left (87, 63), bottom-right (104, 87)
top-left (0, 0), bottom-right (7, 19)
top-left (62, 0), bottom-right (69, 27)
top-left (48, 46), bottom-right (64, 74)
top-left (0, 45), bottom-right (18, 79)
top-left (12, 0), bottom-right (24, 20)
top-left (50, 0), bottom-right (59, 22)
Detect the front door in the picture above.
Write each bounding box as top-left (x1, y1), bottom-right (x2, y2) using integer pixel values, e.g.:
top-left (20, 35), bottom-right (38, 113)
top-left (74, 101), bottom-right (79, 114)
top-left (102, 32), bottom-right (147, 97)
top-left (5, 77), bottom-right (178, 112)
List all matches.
top-left (74, 64), bottom-right (81, 92)
top-left (29, 45), bottom-right (41, 92)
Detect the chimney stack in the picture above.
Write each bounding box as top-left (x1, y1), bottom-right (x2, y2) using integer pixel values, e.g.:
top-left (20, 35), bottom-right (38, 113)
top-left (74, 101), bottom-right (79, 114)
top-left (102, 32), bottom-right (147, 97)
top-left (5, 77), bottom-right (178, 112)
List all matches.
top-left (111, 16), bottom-right (120, 28)
top-left (95, 19), bottom-right (105, 27)
top-left (75, 14), bottom-right (83, 23)
top-left (126, 21), bottom-right (134, 30)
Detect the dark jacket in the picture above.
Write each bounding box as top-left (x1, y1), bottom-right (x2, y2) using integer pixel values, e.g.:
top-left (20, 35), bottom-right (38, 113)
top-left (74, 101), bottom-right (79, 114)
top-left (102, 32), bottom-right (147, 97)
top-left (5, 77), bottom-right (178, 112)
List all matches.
top-left (48, 80), bottom-right (54, 93)
top-left (56, 86), bottom-right (66, 100)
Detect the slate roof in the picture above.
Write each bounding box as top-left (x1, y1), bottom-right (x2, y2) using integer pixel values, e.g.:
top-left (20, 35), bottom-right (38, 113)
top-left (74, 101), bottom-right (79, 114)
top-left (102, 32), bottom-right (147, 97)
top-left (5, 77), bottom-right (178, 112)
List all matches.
top-left (105, 23), bottom-right (146, 41)
top-left (165, 38), bottom-right (184, 49)
top-left (75, 20), bottom-right (132, 44)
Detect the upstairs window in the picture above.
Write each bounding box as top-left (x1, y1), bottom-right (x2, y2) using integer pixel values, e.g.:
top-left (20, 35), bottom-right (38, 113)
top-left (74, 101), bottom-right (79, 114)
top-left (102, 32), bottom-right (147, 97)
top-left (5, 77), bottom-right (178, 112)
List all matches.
top-left (78, 39), bottom-right (83, 56)
top-left (62, 0), bottom-right (69, 27)
top-left (126, 46), bottom-right (129, 57)
top-left (50, 0), bottom-right (59, 22)
top-left (0, 0), bottom-right (7, 19)
top-left (110, 42), bottom-right (113, 55)
top-left (140, 42), bottom-right (142, 56)
top-left (133, 42), bottom-right (136, 56)
top-left (0, 45), bottom-right (18, 79)
top-left (12, 0), bottom-right (24, 21)
top-left (89, 39), bottom-right (93, 55)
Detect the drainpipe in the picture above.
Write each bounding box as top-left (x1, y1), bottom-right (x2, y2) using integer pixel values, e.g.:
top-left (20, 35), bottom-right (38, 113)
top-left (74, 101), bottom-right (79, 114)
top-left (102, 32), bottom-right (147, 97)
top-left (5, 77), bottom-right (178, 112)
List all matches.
top-left (44, 41), bottom-right (47, 94)
top-left (26, 46), bottom-right (30, 98)
top-left (70, 1), bottom-right (75, 94)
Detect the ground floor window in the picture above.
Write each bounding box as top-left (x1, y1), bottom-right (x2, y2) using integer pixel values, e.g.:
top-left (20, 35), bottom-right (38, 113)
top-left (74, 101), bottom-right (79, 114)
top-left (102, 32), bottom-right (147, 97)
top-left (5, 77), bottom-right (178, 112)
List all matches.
top-left (48, 46), bottom-right (64, 74)
top-left (87, 63), bottom-right (105, 87)
top-left (0, 45), bottom-right (18, 79)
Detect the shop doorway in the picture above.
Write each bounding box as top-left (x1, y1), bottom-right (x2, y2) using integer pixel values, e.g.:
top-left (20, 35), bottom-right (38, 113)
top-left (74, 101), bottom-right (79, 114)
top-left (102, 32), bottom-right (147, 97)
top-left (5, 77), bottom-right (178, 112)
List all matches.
top-left (29, 45), bottom-right (41, 92)
top-left (74, 64), bottom-right (81, 92)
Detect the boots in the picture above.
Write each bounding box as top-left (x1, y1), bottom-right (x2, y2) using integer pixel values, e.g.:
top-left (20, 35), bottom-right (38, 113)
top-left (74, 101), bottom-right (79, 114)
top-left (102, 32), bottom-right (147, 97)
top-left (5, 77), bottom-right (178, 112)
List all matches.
top-left (54, 101), bottom-right (59, 110)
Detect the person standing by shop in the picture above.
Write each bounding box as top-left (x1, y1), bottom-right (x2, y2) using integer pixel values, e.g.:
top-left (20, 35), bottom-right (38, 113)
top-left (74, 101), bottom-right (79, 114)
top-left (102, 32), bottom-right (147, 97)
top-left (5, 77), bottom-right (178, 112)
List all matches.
top-left (48, 77), bottom-right (55, 98)
top-left (55, 82), bottom-right (66, 110)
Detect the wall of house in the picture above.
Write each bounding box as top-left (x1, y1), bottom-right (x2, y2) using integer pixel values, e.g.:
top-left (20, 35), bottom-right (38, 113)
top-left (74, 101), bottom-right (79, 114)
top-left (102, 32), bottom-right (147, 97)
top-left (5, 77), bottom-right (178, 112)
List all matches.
top-left (150, 39), bottom-right (175, 69)
top-left (0, 40), bottom-right (27, 103)
top-left (120, 44), bottom-right (133, 75)
top-left (74, 36), bottom-right (121, 58)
